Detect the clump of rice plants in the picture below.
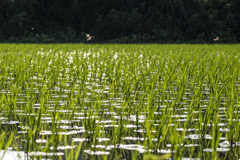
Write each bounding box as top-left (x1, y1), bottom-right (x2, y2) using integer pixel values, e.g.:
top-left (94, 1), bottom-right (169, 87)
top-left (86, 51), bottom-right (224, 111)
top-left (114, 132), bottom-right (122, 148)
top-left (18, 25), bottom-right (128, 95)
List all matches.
top-left (0, 44), bottom-right (240, 160)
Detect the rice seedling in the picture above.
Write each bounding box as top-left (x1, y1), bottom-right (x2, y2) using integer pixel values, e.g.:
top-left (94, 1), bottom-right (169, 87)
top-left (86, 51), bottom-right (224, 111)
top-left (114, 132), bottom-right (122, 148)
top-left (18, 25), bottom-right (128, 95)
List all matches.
top-left (0, 44), bottom-right (240, 160)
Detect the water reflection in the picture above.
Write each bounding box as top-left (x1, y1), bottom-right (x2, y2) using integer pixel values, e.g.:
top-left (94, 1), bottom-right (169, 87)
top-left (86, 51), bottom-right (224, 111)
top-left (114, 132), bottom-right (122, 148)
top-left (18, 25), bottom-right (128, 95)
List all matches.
top-left (0, 150), bottom-right (25, 160)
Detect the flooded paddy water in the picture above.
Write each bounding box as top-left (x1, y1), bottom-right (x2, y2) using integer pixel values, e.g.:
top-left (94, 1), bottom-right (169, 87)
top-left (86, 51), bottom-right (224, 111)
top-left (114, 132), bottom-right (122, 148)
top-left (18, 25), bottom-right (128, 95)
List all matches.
top-left (0, 44), bottom-right (240, 160)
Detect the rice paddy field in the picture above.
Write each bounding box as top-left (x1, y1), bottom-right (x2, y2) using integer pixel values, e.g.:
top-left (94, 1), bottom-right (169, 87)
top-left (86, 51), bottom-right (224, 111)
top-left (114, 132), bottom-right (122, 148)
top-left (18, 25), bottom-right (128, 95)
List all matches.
top-left (0, 43), bottom-right (240, 160)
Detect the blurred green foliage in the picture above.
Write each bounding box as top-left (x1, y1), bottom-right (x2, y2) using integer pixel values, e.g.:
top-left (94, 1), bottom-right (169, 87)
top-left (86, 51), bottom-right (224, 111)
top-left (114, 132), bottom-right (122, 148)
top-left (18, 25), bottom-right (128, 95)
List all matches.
top-left (0, 0), bottom-right (239, 43)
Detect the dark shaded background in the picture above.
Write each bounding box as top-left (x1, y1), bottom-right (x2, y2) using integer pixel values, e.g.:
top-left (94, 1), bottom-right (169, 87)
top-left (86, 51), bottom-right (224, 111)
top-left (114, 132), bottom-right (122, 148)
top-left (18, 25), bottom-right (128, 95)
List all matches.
top-left (0, 0), bottom-right (239, 43)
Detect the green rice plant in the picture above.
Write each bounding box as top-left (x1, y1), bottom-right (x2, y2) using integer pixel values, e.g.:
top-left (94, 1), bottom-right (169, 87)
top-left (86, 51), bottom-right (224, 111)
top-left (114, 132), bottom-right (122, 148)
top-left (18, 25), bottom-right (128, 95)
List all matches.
top-left (211, 119), bottom-right (222, 160)
top-left (0, 132), bottom-right (14, 160)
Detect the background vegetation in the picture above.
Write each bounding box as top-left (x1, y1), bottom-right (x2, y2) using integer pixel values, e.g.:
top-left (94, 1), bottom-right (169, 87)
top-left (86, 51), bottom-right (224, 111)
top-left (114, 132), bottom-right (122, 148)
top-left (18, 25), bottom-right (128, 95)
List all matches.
top-left (0, 0), bottom-right (239, 43)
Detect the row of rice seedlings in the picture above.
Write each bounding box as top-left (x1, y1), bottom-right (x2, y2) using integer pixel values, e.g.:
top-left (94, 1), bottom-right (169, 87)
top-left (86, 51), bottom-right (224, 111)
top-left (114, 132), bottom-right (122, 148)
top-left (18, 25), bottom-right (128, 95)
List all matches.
top-left (0, 44), bottom-right (240, 159)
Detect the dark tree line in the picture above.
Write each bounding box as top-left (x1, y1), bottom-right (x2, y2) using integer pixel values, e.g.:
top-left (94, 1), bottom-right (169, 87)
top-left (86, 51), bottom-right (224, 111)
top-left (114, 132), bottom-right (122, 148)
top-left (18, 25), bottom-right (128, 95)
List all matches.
top-left (0, 0), bottom-right (239, 43)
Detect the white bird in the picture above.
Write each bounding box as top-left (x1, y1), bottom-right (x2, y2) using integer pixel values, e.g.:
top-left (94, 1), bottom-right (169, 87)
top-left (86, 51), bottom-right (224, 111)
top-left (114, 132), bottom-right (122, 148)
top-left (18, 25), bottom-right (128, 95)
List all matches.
top-left (213, 37), bottom-right (219, 41)
top-left (86, 34), bottom-right (95, 41)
